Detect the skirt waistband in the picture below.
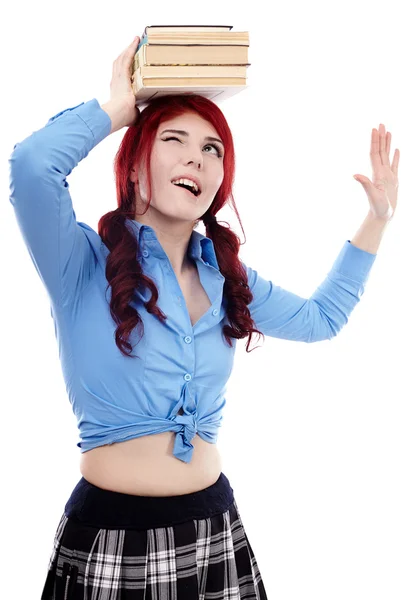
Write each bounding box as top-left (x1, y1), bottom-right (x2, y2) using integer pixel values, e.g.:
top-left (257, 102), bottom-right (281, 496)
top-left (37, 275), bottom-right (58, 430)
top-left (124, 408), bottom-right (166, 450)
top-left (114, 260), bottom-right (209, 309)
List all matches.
top-left (64, 473), bottom-right (235, 530)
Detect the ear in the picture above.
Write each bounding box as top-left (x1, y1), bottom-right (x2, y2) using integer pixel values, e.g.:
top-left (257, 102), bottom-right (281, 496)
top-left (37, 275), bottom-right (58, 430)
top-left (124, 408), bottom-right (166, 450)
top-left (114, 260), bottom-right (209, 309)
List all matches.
top-left (129, 166), bottom-right (138, 185)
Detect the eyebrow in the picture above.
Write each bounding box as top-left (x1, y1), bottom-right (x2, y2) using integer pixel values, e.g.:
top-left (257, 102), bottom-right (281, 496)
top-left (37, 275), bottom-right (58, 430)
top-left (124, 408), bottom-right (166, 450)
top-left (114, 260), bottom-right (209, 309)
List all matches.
top-left (160, 129), bottom-right (224, 147)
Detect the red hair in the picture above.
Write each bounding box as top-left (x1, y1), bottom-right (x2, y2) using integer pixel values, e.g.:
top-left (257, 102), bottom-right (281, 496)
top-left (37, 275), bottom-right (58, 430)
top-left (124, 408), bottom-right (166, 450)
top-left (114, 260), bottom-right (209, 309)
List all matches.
top-left (98, 93), bottom-right (264, 358)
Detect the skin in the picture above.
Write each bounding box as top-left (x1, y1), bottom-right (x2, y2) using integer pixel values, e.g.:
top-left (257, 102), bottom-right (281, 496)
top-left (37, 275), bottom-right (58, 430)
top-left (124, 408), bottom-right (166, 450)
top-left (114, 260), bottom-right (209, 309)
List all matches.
top-left (353, 123), bottom-right (400, 223)
top-left (129, 111), bottom-right (225, 277)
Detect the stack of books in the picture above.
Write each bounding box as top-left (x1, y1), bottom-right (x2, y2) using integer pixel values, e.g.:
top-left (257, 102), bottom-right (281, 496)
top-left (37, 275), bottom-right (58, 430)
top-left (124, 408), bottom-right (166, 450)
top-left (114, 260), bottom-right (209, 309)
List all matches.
top-left (131, 24), bottom-right (250, 107)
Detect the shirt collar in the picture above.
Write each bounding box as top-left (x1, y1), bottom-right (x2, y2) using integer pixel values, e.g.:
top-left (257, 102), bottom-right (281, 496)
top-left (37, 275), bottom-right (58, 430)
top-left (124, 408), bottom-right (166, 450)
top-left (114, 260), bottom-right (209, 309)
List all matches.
top-left (125, 218), bottom-right (220, 270)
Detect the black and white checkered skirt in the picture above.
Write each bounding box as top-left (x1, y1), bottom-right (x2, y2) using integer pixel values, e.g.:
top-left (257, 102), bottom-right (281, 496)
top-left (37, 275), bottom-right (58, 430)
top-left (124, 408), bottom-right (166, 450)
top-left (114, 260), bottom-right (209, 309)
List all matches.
top-left (40, 472), bottom-right (268, 599)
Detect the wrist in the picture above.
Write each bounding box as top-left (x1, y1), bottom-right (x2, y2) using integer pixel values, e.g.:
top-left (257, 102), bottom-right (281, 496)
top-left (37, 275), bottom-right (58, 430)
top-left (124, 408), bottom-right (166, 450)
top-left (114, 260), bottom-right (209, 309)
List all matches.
top-left (100, 98), bottom-right (134, 134)
top-left (366, 209), bottom-right (393, 225)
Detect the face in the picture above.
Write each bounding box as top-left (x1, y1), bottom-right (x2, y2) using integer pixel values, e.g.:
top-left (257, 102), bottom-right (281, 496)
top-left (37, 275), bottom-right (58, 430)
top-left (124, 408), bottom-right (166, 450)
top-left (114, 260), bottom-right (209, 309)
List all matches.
top-left (130, 112), bottom-right (224, 224)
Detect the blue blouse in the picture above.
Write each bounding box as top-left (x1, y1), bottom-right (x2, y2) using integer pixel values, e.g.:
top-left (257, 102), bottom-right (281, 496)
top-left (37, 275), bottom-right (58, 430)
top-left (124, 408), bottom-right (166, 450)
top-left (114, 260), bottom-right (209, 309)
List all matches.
top-left (8, 98), bottom-right (377, 462)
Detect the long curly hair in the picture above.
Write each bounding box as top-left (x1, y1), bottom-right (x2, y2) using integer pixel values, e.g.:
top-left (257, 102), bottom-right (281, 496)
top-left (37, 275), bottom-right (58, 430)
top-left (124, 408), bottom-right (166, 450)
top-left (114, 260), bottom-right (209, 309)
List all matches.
top-left (98, 93), bottom-right (264, 358)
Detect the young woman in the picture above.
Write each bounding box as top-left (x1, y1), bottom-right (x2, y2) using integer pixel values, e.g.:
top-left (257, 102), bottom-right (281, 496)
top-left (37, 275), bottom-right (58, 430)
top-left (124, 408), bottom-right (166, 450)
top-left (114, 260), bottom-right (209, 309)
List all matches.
top-left (9, 37), bottom-right (398, 599)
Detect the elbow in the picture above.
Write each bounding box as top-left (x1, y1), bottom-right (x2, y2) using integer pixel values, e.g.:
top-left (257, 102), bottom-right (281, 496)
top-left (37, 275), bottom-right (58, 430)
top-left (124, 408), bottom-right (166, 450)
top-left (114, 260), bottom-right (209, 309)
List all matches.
top-left (10, 127), bottom-right (50, 171)
top-left (307, 302), bottom-right (344, 343)
top-left (320, 314), bottom-right (346, 342)
top-left (9, 141), bottom-right (47, 184)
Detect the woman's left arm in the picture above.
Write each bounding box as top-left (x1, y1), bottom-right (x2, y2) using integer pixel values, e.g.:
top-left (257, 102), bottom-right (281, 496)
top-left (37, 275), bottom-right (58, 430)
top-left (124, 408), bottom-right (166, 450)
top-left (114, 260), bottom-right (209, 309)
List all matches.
top-left (350, 212), bottom-right (390, 254)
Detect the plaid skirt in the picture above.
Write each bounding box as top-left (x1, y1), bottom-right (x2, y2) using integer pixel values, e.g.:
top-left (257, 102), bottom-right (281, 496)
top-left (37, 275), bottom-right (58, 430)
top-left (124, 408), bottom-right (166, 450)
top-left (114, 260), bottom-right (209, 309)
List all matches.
top-left (40, 472), bottom-right (268, 599)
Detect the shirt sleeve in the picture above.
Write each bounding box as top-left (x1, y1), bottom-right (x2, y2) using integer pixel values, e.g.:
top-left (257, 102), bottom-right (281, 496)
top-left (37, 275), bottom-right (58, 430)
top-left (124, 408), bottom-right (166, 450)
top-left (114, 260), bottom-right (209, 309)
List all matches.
top-left (242, 240), bottom-right (377, 342)
top-left (8, 99), bottom-right (112, 307)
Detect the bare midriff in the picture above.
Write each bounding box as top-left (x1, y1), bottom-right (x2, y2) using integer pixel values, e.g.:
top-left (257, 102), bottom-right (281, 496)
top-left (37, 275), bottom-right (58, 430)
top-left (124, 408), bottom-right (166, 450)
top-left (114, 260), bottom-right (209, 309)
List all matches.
top-left (79, 432), bottom-right (222, 496)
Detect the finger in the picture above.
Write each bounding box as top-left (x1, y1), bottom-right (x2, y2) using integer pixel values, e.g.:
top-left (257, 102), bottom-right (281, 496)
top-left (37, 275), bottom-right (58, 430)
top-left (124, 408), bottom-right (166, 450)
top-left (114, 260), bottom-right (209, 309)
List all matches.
top-left (379, 123), bottom-right (390, 166)
top-left (370, 128), bottom-right (381, 172)
top-left (391, 148), bottom-right (400, 177)
top-left (125, 39), bottom-right (139, 61)
top-left (121, 38), bottom-right (140, 69)
top-left (114, 37), bottom-right (139, 65)
top-left (386, 131), bottom-right (391, 157)
top-left (127, 37), bottom-right (140, 55)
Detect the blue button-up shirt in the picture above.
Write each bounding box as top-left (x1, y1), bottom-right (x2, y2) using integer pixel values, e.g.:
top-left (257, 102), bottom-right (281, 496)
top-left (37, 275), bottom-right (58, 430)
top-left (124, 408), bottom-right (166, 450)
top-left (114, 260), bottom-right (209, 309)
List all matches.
top-left (8, 99), bottom-right (377, 462)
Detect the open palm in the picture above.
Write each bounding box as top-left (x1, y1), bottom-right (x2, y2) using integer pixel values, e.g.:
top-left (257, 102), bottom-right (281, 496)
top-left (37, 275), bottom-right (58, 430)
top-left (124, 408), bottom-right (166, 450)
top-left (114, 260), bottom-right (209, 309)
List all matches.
top-left (354, 123), bottom-right (400, 222)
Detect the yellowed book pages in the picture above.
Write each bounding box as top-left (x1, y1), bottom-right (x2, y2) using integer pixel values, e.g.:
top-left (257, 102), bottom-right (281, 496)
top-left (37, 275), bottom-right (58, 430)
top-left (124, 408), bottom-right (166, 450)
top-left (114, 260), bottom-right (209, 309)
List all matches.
top-left (135, 64), bottom-right (248, 78)
top-left (134, 44), bottom-right (249, 68)
top-left (145, 31), bottom-right (249, 45)
top-left (143, 25), bottom-right (233, 35)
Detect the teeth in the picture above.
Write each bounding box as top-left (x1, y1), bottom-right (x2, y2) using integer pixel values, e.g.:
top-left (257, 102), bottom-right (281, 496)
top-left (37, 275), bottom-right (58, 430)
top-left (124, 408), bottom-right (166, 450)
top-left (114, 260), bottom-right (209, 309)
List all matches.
top-left (172, 178), bottom-right (200, 194)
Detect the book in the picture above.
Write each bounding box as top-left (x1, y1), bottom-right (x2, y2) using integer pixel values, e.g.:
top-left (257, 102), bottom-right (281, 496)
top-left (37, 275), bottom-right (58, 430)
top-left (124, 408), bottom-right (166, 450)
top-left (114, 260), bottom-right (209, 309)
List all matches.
top-left (141, 25), bottom-right (233, 36)
top-left (131, 25), bottom-right (250, 107)
top-left (140, 31), bottom-right (250, 46)
top-left (133, 43), bottom-right (250, 69)
top-left (132, 83), bottom-right (248, 108)
top-left (134, 75), bottom-right (246, 88)
top-left (134, 64), bottom-right (248, 78)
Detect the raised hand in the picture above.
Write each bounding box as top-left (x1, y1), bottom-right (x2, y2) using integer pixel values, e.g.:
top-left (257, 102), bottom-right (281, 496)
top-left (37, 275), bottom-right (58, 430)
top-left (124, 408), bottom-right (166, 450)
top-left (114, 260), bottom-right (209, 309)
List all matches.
top-left (353, 124), bottom-right (400, 222)
top-left (108, 36), bottom-right (141, 128)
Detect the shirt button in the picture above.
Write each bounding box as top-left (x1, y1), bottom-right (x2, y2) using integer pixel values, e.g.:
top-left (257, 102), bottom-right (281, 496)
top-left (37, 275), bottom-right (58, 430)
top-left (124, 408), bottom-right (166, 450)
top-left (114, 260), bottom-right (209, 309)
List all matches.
top-left (142, 250), bottom-right (149, 257)
top-left (212, 309), bottom-right (219, 316)
top-left (184, 373), bottom-right (192, 381)
top-left (184, 336), bottom-right (192, 344)
top-left (204, 261), bottom-right (209, 265)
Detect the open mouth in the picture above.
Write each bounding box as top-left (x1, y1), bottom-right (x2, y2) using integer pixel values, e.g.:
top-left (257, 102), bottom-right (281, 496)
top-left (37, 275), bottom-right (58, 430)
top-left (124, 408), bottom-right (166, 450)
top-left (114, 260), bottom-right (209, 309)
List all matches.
top-left (172, 182), bottom-right (201, 197)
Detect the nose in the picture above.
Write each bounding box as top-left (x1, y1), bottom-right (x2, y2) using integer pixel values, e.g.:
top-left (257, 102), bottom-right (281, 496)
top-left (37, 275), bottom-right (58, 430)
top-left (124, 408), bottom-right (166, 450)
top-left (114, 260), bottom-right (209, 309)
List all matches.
top-left (187, 159), bottom-right (201, 169)
top-left (184, 148), bottom-right (202, 169)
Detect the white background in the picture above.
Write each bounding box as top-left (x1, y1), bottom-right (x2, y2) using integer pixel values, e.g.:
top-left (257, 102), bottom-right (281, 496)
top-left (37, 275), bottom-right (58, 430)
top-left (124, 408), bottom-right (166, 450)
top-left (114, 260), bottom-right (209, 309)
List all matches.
top-left (1, 1), bottom-right (417, 598)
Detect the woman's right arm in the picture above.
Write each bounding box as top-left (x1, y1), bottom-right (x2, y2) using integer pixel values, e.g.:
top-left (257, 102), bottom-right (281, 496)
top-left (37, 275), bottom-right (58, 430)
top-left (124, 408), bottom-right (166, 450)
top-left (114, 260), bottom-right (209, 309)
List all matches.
top-left (8, 99), bottom-right (117, 308)
top-left (8, 38), bottom-right (141, 308)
